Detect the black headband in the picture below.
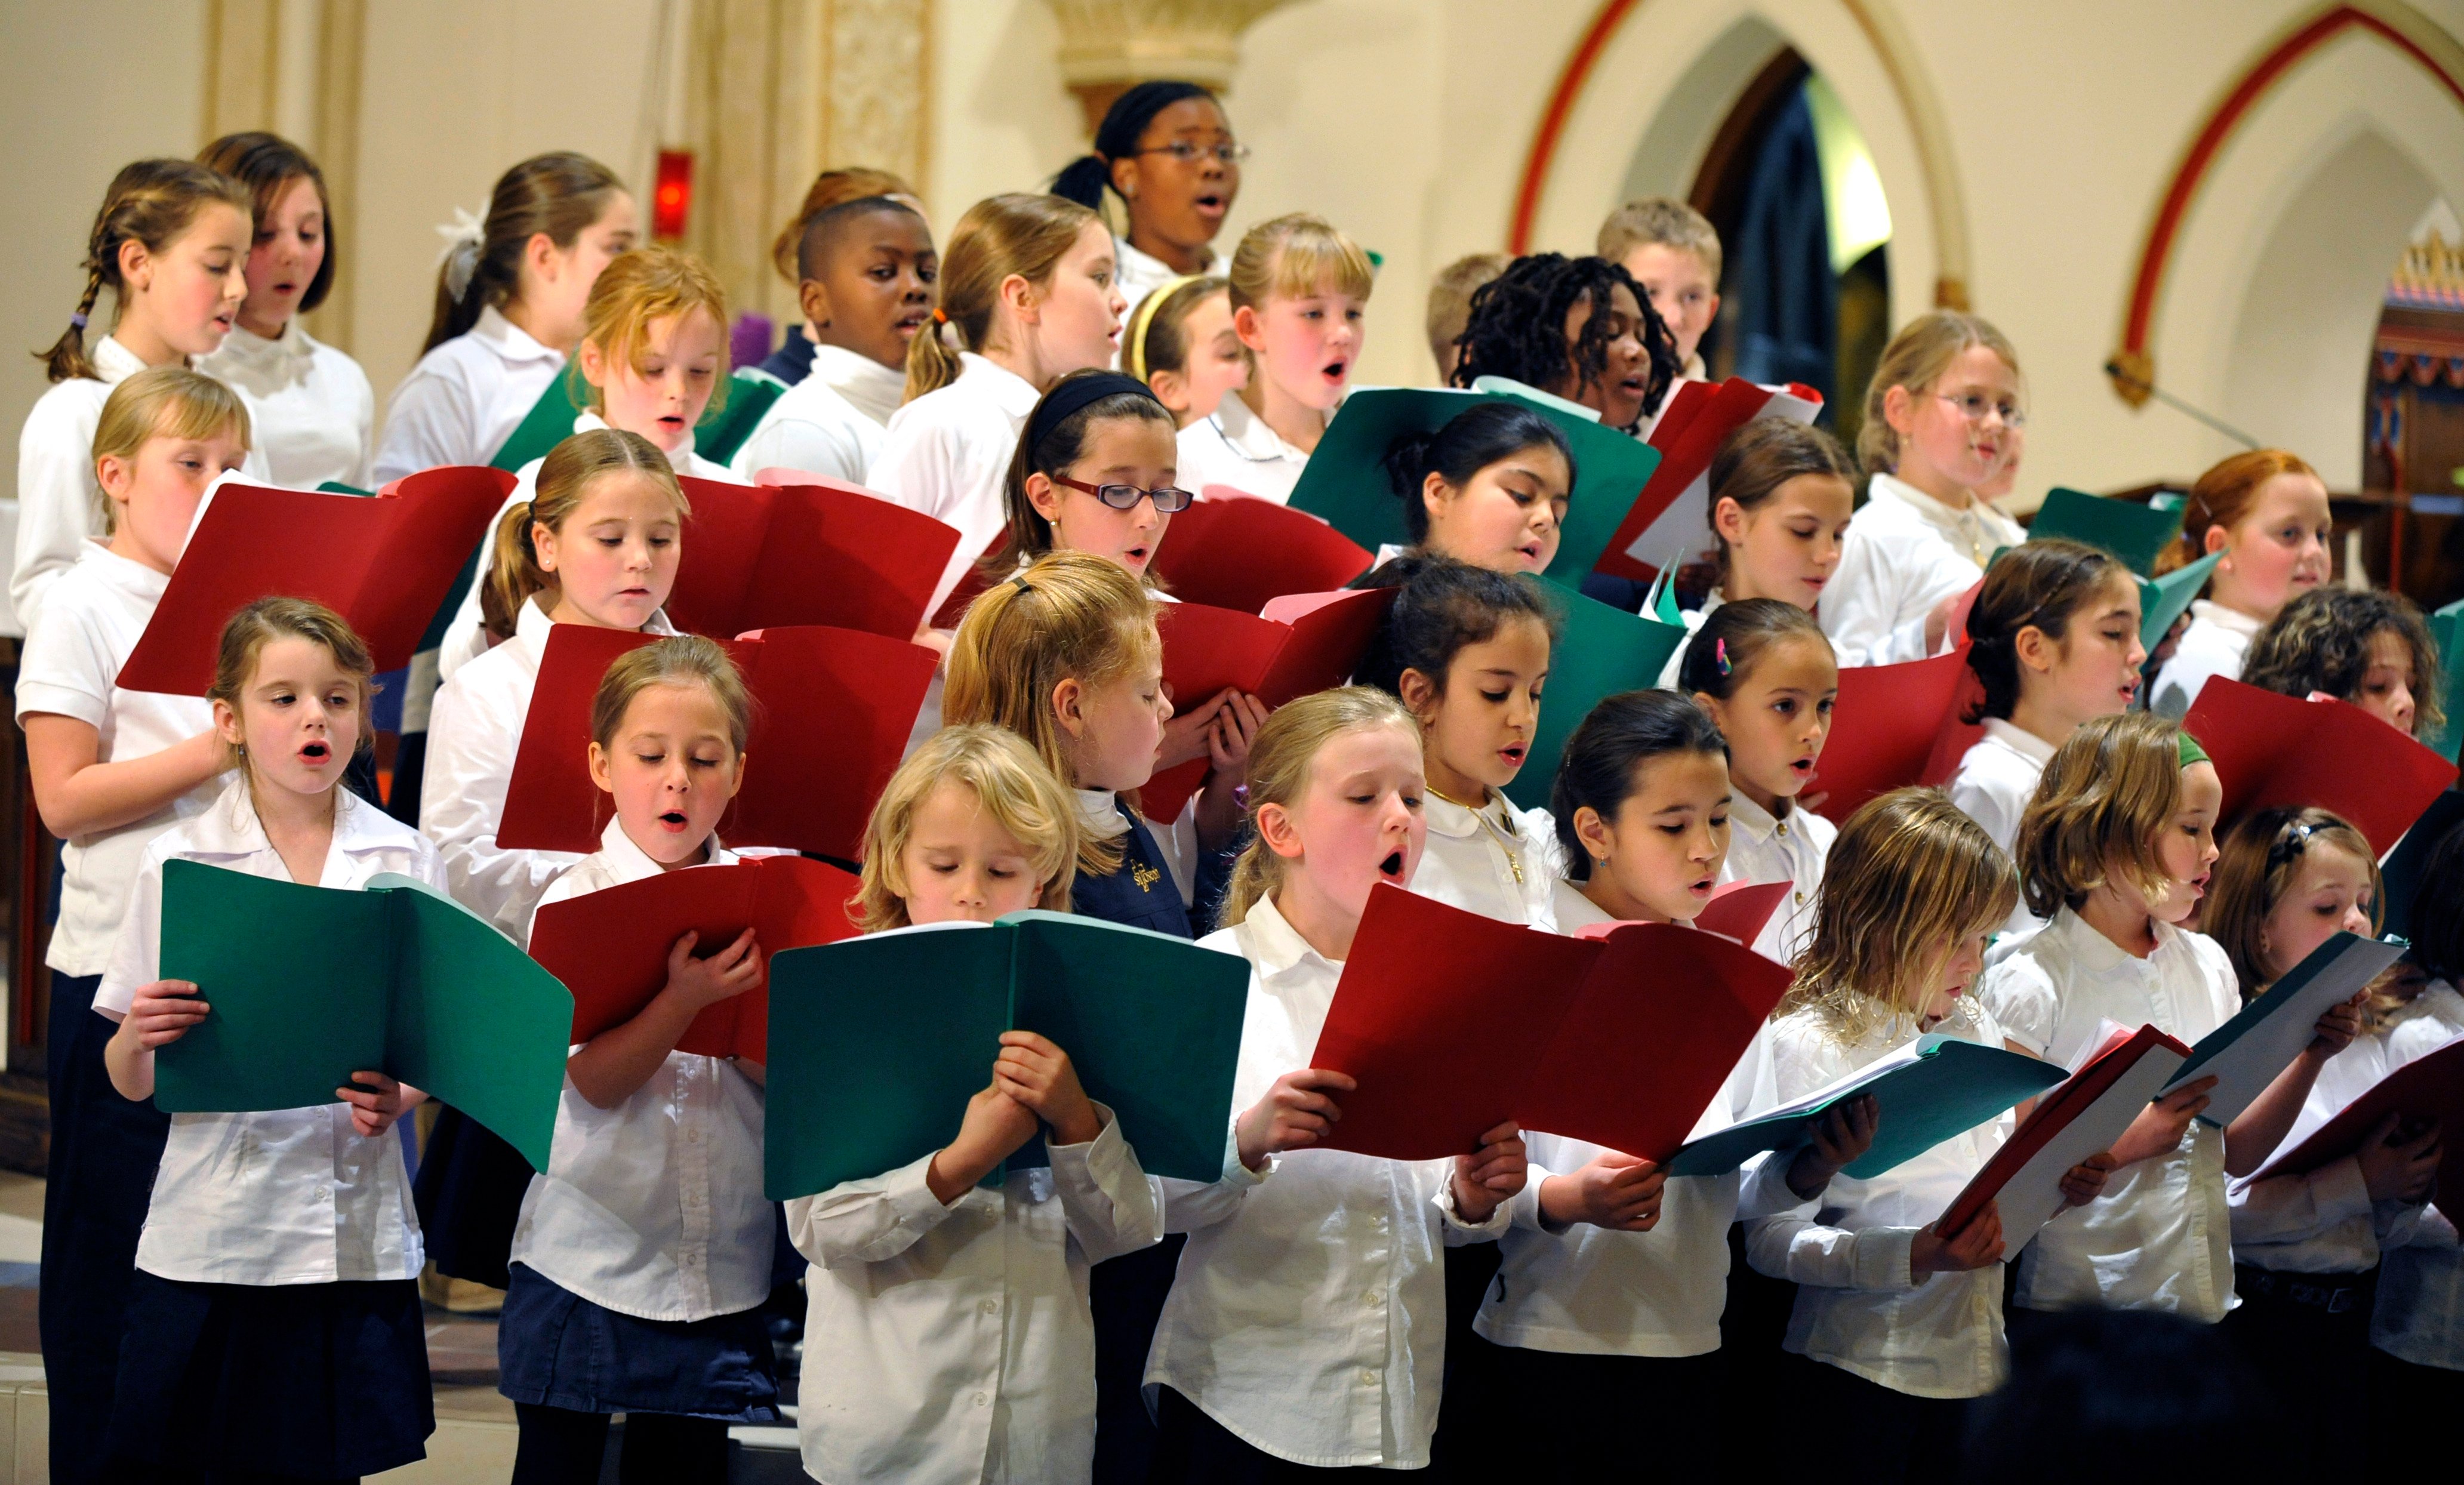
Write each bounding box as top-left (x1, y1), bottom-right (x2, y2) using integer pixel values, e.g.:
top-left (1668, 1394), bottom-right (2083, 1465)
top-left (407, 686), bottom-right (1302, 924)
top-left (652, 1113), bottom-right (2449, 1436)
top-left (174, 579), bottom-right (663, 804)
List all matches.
top-left (1025, 372), bottom-right (1165, 458)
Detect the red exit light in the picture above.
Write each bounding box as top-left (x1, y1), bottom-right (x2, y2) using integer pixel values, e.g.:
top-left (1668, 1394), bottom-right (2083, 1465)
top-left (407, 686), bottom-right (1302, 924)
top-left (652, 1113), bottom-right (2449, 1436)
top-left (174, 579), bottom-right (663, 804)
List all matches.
top-left (654, 149), bottom-right (694, 239)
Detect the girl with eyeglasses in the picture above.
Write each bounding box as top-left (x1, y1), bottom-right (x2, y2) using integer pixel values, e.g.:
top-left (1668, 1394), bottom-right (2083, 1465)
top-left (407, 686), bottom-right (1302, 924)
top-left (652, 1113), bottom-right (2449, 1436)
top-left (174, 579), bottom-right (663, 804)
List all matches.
top-left (1052, 81), bottom-right (1246, 340)
top-left (1821, 310), bottom-right (2029, 667)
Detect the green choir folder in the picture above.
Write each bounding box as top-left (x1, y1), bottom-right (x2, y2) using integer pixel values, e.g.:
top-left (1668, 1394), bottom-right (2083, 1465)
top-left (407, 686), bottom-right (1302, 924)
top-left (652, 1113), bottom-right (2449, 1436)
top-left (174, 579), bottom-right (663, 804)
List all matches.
top-left (1503, 579), bottom-right (1689, 811)
top-left (492, 366), bottom-right (786, 476)
top-left (2426, 596), bottom-right (2464, 760)
top-left (1286, 386), bottom-right (1663, 584)
top-left (764, 912), bottom-right (1250, 1200)
top-left (2026, 487), bottom-right (2184, 578)
top-left (152, 860), bottom-right (573, 1167)
top-left (2136, 550), bottom-right (2222, 657)
top-left (1665, 1032), bottom-right (2062, 1179)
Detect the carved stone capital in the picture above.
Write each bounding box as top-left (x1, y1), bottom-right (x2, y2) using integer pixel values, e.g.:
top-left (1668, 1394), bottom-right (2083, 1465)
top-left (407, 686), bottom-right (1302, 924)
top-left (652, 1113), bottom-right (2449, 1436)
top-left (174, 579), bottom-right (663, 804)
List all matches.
top-left (1043, 0), bottom-right (1296, 132)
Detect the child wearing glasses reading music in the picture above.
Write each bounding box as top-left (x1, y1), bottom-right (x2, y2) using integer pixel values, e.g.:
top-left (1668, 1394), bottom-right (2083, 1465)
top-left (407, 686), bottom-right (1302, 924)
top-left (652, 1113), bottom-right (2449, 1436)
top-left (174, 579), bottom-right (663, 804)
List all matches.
top-left (1822, 312), bottom-right (2028, 668)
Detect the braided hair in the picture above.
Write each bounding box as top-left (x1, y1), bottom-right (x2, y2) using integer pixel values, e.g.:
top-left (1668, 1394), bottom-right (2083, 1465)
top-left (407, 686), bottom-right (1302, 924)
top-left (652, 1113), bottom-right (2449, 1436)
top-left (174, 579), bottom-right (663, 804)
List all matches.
top-left (37, 160), bottom-right (252, 383)
top-left (1447, 253), bottom-right (1678, 429)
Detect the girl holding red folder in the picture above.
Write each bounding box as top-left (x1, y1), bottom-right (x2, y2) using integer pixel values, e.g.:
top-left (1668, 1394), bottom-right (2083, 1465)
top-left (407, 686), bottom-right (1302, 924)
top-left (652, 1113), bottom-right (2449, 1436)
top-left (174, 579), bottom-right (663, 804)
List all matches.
top-left (1147, 687), bottom-right (1529, 1474)
top-left (503, 636), bottom-right (778, 1483)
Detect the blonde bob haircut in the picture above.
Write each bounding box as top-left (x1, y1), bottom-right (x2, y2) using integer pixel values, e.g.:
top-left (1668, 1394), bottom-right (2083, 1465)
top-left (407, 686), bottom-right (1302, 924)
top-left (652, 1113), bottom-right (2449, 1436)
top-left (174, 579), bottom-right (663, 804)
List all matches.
top-left (856, 723), bottom-right (1080, 931)
top-left (906, 193), bottom-right (1099, 405)
top-left (1782, 787), bottom-right (2018, 1043)
top-left (207, 596), bottom-right (377, 774)
top-left (1227, 212), bottom-right (1375, 315)
top-left (1218, 686), bottom-right (1419, 930)
top-left (575, 246), bottom-right (731, 416)
top-left (942, 549), bottom-right (1160, 875)
top-left (588, 635), bottom-right (754, 756)
top-left (2203, 807), bottom-right (2398, 1026)
top-left (93, 366), bottom-right (252, 535)
top-left (2013, 710), bottom-right (2189, 921)
top-left (1857, 310), bottom-right (2019, 477)
top-left (482, 427), bottom-right (689, 640)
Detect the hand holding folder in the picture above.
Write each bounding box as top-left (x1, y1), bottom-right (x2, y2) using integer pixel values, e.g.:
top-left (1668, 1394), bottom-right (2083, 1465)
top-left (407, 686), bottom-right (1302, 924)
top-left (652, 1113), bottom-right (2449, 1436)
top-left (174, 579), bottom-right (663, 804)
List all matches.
top-left (1143, 589), bottom-right (1396, 820)
top-left (1305, 885), bottom-right (1794, 1163)
top-left (762, 913), bottom-right (1250, 1199)
top-left (496, 624), bottom-right (937, 859)
top-left (2183, 677), bottom-right (2458, 854)
top-left (529, 855), bottom-right (861, 1064)
top-left (152, 861), bottom-right (572, 1167)
top-left (2163, 931), bottom-right (2409, 1126)
top-left (1148, 495), bottom-right (1373, 612)
top-left (1503, 581), bottom-right (1690, 811)
top-left (116, 468), bottom-right (516, 695)
top-left (2257, 1034), bottom-right (2464, 1225)
top-left (664, 474), bottom-right (959, 640)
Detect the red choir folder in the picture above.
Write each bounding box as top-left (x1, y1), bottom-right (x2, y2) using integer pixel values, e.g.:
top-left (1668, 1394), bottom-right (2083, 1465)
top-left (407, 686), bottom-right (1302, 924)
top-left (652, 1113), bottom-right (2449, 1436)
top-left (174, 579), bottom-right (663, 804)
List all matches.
top-left (116, 467), bottom-right (515, 695)
top-left (1692, 880), bottom-right (1791, 950)
top-left (2183, 677), bottom-right (2459, 854)
top-left (531, 854), bottom-right (862, 1063)
top-left (1142, 589), bottom-right (1397, 821)
top-left (1595, 378), bottom-right (1823, 583)
top-left (495, 623), bottom-right (937, 859)
top-left (1812, 647), bottom-right (1977, 824)
top-left (1149, 492), bottom-right (1375, 613)
top-left (2257, 1033), bottom-right (2464, 1227)
top-left (664, 474), bottom-right (958, 640)
top-left (1939, 1021), bottom-right (2192, 1244)
top-left (1306, 883), bottom-right (1794, 1161)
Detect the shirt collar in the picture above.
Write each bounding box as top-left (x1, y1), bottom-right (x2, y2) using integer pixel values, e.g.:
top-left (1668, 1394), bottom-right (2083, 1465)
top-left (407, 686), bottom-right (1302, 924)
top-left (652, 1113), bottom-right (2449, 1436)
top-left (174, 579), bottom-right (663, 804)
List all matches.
top-left (216, 320), bottom-right (315, 372)
top-left (1550, 877), bottom-right (1618, 932)
top-left (1072, 787), bottom-right (1131, 842)
top-left (1424, 788), bottom-right (1507, 841)
top-left (592, 811), bottom-right (723, 883)
top-left (1726, 788), bottom-right (1790, 846)
top-left (958, 352), bottom-right (1043, 420)
top-left (1211, 392), bottom-right (1315, 464)
top-left (76, 537), bottom-right (170, 599)
top-left (189, 774), bottom-right (401, 862)
top-left (1868, 470), bottom-right (2021, 560)
top-left (473, 303), bottom-right (566, 366)
top-left (2051, 904), bottom-right (2160, 975)
top-left (808, 342), bottom-right (906, 426)
top-left (1236, 892), bottom-right (1340, 981)
top-left (569, 408), bottom-right (706, 470)
top-left (2188, 599), bottom-right (2266, 637)
top-left (1981, 717), bottom-right (2059, 765)
top-left (512, 597), bottom-right (679, 666)
top-left (91, 335), bottom-right (149, 384)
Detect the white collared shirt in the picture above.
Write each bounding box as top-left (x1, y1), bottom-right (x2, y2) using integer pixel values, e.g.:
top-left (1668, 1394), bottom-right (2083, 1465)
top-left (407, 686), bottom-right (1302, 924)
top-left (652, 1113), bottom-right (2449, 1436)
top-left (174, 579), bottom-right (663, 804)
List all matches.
top-left (96, 778), bottom-right (436, 1284)
top-left (1821, 472), bottom-right (2023, 668)
top-left (196, 319), bottom-right (375, 491)
top-left (2369, 981), bottom-right (2464, 1366)
top-left (14, 540), bottom-right (229, 973)
top-left (1976, 907), bottom-right (2241, 1320)
top-left (510, 814), bottom-right (771, 1321)
top-left (1147, 895), bottom-right (1512, 1469)
top-left (1745, 997), bottom-right (2018, 1398)
top-left (1716, 789), bottom-right (1835, 967)
top-left (787, 1102), bottom-right (1160, 1484)
top-left (1948, 717), bottom-right (2056, 938)
top-left (1175, 393), bottom-right (1316, 505)
top-left (867, 351), bottom-right (1042, 617)
top-left (418, 594), bottom-right (678, 946)
top-left (2149, 600), bottom-right (2265, 720)
top-left (434, 411), bottom-right (730, 686)
top-left (372, 304), bottom-right (565, 484)
top-left (1411, 788), bottom-right (1560, 929)
top-left (2223, 1007), bottom-right (2429, 1275)
top-left (1475, 880), bottom-right (1795, 1358)
top-left (808, 341), bottom-right (907, 428)
top-left (729, 366), bottom-right (883, 487)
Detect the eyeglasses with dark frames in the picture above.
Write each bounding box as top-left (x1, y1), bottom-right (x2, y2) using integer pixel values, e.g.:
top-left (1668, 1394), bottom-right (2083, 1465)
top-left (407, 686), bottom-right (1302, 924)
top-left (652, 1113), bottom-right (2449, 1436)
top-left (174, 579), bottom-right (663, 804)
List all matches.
top-left (1053, 475), bottom-right (1194, 513)
top-left (1131, 141), bottom-right (1251, 166)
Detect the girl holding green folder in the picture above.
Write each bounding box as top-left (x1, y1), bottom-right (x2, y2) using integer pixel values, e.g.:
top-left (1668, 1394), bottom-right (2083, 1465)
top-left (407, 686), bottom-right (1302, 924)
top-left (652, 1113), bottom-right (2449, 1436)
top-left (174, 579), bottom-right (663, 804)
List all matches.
top-left (96, 598), bottom-right (440, 1481)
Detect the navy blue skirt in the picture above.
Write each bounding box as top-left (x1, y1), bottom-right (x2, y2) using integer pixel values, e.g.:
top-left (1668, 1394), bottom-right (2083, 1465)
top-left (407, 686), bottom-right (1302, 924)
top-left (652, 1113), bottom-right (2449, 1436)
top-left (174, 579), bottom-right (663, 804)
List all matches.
top-left (106, 1271), bottom-right (432, 1478)
top-left (497, 1263), bottom-right (780, 1422)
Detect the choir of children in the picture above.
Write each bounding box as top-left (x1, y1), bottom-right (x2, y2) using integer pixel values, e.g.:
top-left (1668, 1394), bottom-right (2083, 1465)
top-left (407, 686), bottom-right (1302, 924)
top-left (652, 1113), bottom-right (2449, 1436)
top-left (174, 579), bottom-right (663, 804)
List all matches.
top-left (16, 128), bottom-right (2464, 1485)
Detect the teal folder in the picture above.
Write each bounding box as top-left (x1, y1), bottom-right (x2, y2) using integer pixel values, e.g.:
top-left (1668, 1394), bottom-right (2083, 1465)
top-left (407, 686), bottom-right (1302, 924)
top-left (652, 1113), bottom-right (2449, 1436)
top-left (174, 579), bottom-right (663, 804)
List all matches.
top-left (1504, 580), bottom-right (1689, 811)
top-left (2027, 488), bottom-right (2184, 578)
top-left (2381, 788), bottom-right (2464, 941)
top-left (153, 861), bottom-right (572, 1167)
top-left (2426, 597), bottom-right (2464, 760)
top-left (763, 913), bottom-right (1250, 1200)
top-left (2137, 550), bottom-right (2222, 657)
top-left (1665, 1033), bottom-right (2062, 1179)
top-left (1286, 386), bottom-right (1663, 584)
top-left (2163, 930), bottom-right (2409, 1126)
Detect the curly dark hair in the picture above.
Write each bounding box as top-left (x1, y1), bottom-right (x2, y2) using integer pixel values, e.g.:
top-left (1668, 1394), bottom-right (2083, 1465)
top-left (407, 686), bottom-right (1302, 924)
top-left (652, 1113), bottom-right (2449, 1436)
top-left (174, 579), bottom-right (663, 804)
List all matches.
top-left (2243, 587), bottom-right (2444, 737)
top-left (1447, 253), bottom-right (1679, 430)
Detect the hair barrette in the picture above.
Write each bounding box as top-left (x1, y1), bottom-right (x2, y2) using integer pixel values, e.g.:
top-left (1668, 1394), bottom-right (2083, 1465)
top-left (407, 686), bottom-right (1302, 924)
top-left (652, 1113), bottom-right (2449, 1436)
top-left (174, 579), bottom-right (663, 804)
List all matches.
top-left (1715, 638), bottom-right (1733, 677)
top-left (1010, 574), bottom-right (1034, 593)
top-left (932, 307), bottom-right (949, 325)
top-left (68, 313), bottom-right (87, 331)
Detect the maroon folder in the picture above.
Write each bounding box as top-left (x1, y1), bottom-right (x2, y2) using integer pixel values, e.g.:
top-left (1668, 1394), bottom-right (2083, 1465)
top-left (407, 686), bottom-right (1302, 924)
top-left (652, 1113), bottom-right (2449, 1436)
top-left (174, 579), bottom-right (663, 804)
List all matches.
top-left (665, 474), bottom-right (958, 640)
top-left (1812, 647), bottom-right (1976, 824)
top-left (1150, 493), bottom-right (1374, 613)
top-left (2257, 1034), bottom-right (2464, 1227)
top-left (2184, 677), bottom-right (2458, 854)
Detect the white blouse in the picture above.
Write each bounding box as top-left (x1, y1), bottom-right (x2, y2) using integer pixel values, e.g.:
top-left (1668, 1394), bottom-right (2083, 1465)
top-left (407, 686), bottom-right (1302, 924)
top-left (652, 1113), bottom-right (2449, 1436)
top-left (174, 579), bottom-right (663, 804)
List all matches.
top-left (97, 778), bottom-right (436, 1285)
top-left (866, 351), bottom-right (1041, 618)
top-left (1147, 896), bottom-right (1512, 1469)
top-left (808, 341), bottom-right (907, 429)
top-left (1175, 395), bottom-right (1313, 505)
top-left (1745, 997), bottom-right (2019, 1399)
top-left (1475, 879), bottom-right (1797, 1358)
top-left (16, 337), bottom-right (160, 631)
top-left (2149, 600), bottom-right (2265, 720)
top-left (372, 304), bottom-right (565, 484)
top-left (1821, 473), bottom-right (2022, 668)
top-left (1976, 907), bottom-right (2241, 1320)
top-left (13, 540), bottom-right (227, 975)
top-left (1411, 789), bottom-right (1560, 929)
top-left (510, 815), bottom-right (771, 1321)
top-left (787, 1102), bottom-right (1160, 1484)
top-left (728, 370), bottom-right (883, 487)
top-left (2369, 982), bottom-right (2464, 1368)
top-left (195, 320), bottom-right (374, 491)
top-left (1948, 717), bottom-right (2056, 938)
top-left (418, 594), bottom-right (678, 947)
top-left (1716, 790), bottom-right (1835, 967)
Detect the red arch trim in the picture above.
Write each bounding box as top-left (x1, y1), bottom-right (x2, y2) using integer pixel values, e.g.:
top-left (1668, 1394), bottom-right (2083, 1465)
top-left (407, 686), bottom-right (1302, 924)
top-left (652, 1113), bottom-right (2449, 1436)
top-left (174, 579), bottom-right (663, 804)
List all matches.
top-left (1510, 0), bottom-right (1641, 254)
top-left (2121, 5), bottom-right (2464, 356)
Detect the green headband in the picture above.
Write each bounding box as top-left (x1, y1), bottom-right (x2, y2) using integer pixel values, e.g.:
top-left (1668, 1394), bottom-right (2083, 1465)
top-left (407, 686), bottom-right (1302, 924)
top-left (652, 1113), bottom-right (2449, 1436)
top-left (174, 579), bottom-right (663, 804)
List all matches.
top-left (2177, 731), bottom-right (2210, 769)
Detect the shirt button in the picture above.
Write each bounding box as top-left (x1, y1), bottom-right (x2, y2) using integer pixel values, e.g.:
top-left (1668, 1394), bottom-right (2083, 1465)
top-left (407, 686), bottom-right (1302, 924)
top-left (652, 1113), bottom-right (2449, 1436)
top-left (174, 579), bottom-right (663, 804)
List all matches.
top-left (981, 1298), bottom-right (1000, 1314)
top-left (1795, 891), bottom-right (1807, 904)
top-left (1359, 1368), bottom-right (1378, 1386)
top-left (974, 1392), bottom-right (990, 1407)
top-left (1776, 822), bottom-right (1789, 836)
top-left (1362, 1290), bottom-right (1380, 1305)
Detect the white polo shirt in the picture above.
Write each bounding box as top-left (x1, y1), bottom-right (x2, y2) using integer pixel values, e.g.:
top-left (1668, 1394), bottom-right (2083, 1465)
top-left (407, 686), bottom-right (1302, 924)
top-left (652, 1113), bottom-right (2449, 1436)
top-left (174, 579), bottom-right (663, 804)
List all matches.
top-left (372, 304), bottom-right (565, 483)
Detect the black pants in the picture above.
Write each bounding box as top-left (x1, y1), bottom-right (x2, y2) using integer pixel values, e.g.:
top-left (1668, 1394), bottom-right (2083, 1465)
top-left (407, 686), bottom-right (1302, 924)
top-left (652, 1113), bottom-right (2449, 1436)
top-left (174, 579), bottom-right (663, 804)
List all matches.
top-left (2371, 1344), bottom-right (2464, 1471)
top-left (1473, 1338), bottom-right (1728, 1477)
top-left (1790, 1354), bottom-right (1967, 1485)
top-left (41, 971), bottom-right (171, 1485)
top-left (509, 1403), bottom-right (728, 1485)
top-left (1423, 1241), bottom-right (1502, 1479)
top-left (2220, 1264), bottom-right (2374, 1477)
top-left (1091, 1234), bottom-right (1184, 1485)
top-left (1148, 1387), bottom-right (1417, 1481)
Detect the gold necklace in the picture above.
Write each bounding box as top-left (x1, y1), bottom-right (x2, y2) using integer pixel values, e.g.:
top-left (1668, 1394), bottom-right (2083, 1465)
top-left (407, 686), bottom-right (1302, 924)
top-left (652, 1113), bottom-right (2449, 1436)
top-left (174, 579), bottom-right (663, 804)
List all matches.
top-left (1433, 785), bottom-right (1524, 885)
